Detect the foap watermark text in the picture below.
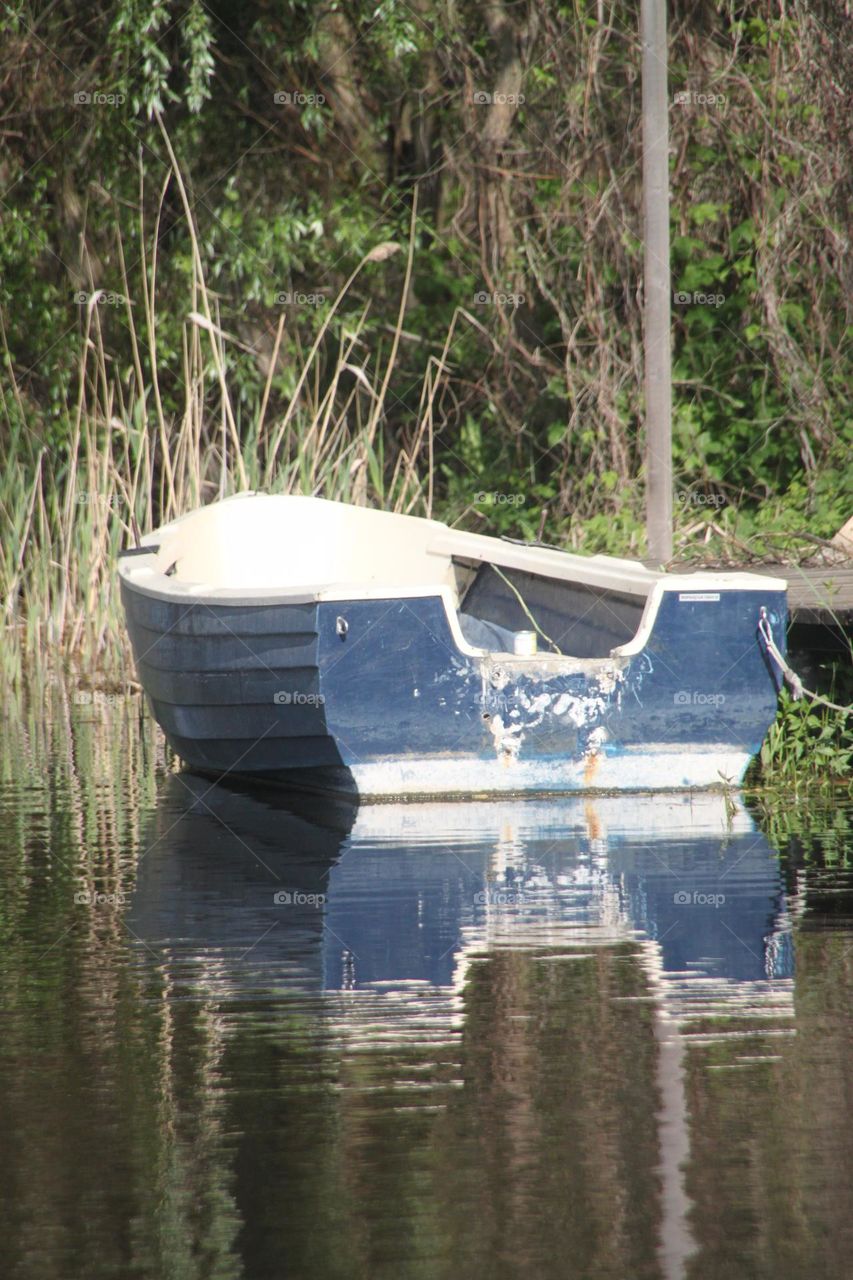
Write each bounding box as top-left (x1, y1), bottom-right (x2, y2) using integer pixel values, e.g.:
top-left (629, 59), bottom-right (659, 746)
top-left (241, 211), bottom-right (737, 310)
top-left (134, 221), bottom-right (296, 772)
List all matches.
top-left (273, 91), bottom-right (326, 106)
top-left (673, 90), bottom-right (727, 108)
top-left (677, 491), bottom-right (727, 509)
top-left (673, 690), bottom-right (726, 708)
top-left (673, 290), bottom-right (725, 308)
top-left (475, 491), bottom-right (525, 506)
top-left (673, 890), bottom-right (726, 908)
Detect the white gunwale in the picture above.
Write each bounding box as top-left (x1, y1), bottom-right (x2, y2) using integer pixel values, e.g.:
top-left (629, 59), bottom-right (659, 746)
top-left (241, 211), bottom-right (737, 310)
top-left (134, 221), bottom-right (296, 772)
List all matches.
top-left (118, 493), bottom-right (788, 663)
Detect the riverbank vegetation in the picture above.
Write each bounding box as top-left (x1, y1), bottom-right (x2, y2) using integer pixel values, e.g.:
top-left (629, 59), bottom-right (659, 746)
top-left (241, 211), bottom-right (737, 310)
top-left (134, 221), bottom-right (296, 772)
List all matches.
top-left (1, 0), bottom-right (850, 779)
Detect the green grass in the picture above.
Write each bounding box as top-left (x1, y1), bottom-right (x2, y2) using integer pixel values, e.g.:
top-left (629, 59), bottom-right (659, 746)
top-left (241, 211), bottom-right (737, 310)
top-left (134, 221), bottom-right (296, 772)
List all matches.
top-left (747, 688), bottom-right (853, 793)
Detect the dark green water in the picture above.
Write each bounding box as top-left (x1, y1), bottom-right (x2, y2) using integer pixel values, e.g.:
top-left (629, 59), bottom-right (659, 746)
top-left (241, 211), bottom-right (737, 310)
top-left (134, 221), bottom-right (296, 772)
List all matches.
top-left (1, 688), bottom-right (852, 1280)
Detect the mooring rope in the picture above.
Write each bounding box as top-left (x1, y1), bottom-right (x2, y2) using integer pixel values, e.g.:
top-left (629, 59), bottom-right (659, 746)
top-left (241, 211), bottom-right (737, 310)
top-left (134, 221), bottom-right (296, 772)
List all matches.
top-left (758, 607), bottom-right (853, 715)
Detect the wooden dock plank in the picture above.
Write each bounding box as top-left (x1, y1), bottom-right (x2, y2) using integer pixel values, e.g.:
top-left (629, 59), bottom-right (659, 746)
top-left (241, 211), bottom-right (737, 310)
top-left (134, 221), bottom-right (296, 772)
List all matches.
top-left (743, 564), bottom-right (853, 626)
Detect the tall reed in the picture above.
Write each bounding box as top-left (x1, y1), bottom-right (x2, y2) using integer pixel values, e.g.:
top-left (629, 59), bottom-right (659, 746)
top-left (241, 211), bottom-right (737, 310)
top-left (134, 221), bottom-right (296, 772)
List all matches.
top-left (0, 157), bottom-right (436, 683)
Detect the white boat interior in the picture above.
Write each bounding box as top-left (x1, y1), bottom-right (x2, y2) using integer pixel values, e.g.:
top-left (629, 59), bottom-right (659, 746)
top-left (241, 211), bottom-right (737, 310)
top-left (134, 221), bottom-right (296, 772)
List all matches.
top-left (120, 493), bottom-right (786, 660)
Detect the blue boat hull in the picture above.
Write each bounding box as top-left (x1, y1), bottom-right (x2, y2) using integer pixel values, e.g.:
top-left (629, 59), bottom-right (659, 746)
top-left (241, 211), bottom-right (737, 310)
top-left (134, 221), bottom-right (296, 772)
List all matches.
top-left (120, 578), bottom-right (786, 798)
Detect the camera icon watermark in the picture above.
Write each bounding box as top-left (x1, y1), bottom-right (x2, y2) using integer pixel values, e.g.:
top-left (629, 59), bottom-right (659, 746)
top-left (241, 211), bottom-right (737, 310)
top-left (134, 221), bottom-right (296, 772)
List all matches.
top-left (273, 890), bottom-right (327, 906)
top-left (474, 888), bottom-right (525, 906)
top-left (473, 290), bottom-right (525, 308)
top-left (673, 690), bottom-right (726, 708)
top-left (673, 290), bottom-right (725, 308)
top-left (471, 90), bottom-right (525, 106)
top-left (275, 290), bottom-right (325, 307)
top-left (73, 90), bottom-right (126, 107)
top-left (475, 491), bottom-right (525, 506)
top-left (673, 90), bottom-right (726, 108)
top-left (74, 889), bottom-right (126, 906)
top-left (676, 491), bottom-right (727, 509)
top-left (74, 290), bottom-right (126, 307)
top-left (273, 91), bottom-right (326, 106)
top-left (673, 890), bottom-right (726, 908)
top-left (75, 491), bottom-right (124, 508)
top-left (273, 690), bottom-right (325, 706)
top-left (73, 689), bottom-right (124, 707)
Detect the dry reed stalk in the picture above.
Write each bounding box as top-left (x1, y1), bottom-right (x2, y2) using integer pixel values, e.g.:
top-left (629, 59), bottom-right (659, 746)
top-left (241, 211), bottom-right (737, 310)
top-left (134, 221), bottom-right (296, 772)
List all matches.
top-left (365, 190), bottom-right (418, 456)
top-left (155, 114), bottom-right (248, 493)
top-left (262, 244), bottom-right (401, 488)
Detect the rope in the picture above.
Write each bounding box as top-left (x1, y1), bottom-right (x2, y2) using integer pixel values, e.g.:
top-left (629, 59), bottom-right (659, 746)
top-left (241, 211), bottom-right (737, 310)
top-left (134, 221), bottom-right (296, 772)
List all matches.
top-left (758, 607), bottom-right (853, 715)
top-left (490, 565), bottom-right (563, 655)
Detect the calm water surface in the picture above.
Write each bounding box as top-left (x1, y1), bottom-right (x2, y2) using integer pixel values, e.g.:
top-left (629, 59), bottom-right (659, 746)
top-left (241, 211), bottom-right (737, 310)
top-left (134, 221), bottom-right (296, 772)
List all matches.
top-left (1, 689), bottom-right (852, 1279)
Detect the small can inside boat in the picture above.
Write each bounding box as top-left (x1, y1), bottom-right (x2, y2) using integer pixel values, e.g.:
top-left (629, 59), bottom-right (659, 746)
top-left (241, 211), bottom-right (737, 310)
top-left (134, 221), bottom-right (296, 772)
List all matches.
top-left (118, 493), bottom-right (787, 799)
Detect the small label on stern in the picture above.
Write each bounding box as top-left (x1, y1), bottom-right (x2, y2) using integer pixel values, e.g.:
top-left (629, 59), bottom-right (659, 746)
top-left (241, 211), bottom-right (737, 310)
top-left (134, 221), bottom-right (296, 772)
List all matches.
top-left (678, 592), bottom-right (721, 602)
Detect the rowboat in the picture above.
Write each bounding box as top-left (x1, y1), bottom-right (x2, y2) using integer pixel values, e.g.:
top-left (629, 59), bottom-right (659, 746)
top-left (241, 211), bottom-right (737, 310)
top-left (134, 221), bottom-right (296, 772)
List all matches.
top-left (118, 493), bottom-right (787, 798)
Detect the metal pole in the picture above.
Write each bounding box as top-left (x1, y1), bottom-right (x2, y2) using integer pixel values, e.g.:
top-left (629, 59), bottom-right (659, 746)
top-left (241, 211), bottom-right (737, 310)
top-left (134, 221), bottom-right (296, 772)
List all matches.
top-left (641, 0), bottom-right (673, 563)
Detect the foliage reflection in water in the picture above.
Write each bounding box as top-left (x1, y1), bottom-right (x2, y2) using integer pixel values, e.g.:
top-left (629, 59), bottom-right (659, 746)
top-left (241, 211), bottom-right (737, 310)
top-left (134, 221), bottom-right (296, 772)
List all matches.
top-left (0, 687), bottom-right (851, 1280)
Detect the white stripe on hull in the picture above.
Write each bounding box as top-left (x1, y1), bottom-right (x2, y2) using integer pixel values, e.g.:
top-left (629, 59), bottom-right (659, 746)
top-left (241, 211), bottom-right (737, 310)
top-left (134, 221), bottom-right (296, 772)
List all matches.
top-left (348, 746), bottom-right (751, 799)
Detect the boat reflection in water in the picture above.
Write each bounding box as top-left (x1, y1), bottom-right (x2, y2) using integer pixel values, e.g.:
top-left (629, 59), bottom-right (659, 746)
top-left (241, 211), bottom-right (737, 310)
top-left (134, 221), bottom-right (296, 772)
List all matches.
top-left (128, 778), bottom-right (795, 1280)
top-left (130, 777), bottom-right (793, 997)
